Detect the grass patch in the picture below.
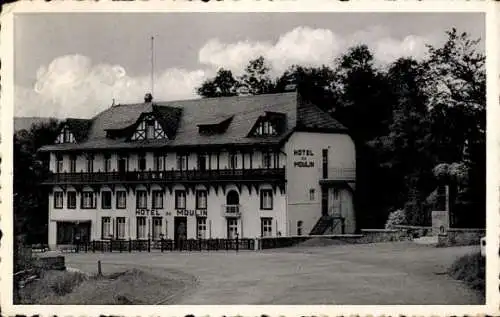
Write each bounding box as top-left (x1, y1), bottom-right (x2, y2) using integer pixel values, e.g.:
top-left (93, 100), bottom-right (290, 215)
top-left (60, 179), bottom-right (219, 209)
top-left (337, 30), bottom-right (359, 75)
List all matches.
top-left (17, 268), bottom-right (189, 304)
top-left (448, 252), bottom-right (485, 294)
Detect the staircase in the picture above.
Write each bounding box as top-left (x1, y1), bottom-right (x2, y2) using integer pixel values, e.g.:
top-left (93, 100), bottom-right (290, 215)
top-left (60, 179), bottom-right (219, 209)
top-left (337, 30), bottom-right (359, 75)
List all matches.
top-left (309, 215), bottom-right (333, 235)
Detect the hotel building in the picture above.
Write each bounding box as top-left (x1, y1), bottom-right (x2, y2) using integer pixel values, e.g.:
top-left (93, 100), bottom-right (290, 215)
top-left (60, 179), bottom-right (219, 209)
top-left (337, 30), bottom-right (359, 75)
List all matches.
top-left (40, 91), bottom-right (356, 249)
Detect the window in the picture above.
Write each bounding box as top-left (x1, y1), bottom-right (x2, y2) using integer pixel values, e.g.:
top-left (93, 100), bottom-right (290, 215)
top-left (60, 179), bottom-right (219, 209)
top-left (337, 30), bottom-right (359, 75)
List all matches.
top-left (56, 155), bottom-right (63, 173)
top-left (154, 153), bottom-right (164, 171)
top-left (56, 126), bottom-right (75, 144)
top-left (101, 217), bottom-right (111, 239)
top-left (54, 192), bottom-right (63, 209)
top-left (197, 154), bottom-right (207, 171)
top-left (297, 221), bottom-right (303, 236)
top-left (136, 217), bottom-right (146, 239)
top-left (101, 191), bottom-right (112, 209)
top-left (138, 154), bottom-right (146, 171)
top-left (116, 191), bottom-right (127, 209)
top-left (86, 154), bottom-right (94, 173)
top-left (260, 189), bottom-right (273, 210)
top-left (104, 154), bottom-right (111, 172)
top-left (262, 152), bottom-right (272, 168)
top-left (152, 190), bottom-right (164, 209)
top-left (228, 153), bottom-right (238, 169)
top-left (227, 218), bottom-right (238, 239)
top-left (81, 191), bottom-right (96, 209)
top-left (333, 188), bottom-right (340, 200)
top-left (69, 155), bottom-right (76, 173)
top-left (175, 190), bottom-right (186, 209)
top-left (196, 190), bottom-right (207, 209)
top-left (176, 154), bottom-right (187, 170)
top-left (197, 217), bottom-right (207, 239)
top-left (152, 217), bottom-right (162, 240)
top-left (254, 120), bottom-right (277, 136)
top-left (116, 217), bottom-right (126, 239)
top-left (309, 189), bottom-right (315, 201)
top-left (67, 191), bottom-right (77, 209)
top-left (136, 190), bottom-right (147, 209)
top-left (261, 218), bottom-right (273, 237)
top-left (118, 155), bottom-right (128, 173)
top-left (146, 120), bottom-right (155, 139)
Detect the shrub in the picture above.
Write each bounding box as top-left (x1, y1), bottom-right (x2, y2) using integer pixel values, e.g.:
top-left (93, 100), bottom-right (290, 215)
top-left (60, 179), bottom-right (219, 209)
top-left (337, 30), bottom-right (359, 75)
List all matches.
top-left (448, 252), bottom-right (485, 294)
top-left (49, 271), bottom-right (86, 296)
top-left (385, 209), bottom-right (407, 229)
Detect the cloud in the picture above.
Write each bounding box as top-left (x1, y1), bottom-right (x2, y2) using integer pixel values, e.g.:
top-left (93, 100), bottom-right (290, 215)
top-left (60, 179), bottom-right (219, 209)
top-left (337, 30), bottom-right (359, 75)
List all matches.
top-left (199, 26), bottom-right (438, 76)
top-left (16, 55), bottom-right (208, 118)
top-left (15, 26), bottom-right (439, 118)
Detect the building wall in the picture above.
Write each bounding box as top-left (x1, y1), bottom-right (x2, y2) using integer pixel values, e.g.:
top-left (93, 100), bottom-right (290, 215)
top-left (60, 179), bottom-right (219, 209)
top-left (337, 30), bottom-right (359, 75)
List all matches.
top-left (48, 182), bottom-right (286, 248)
top-left (283, 132), bottom-right (356, 235)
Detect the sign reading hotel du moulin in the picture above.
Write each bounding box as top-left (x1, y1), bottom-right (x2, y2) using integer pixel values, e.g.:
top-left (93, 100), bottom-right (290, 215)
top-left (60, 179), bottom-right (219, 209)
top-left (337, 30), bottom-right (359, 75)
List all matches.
top-left (293, 149), bottom-right (315, 168)
top-left (135, 209), bottom-right (208, 217)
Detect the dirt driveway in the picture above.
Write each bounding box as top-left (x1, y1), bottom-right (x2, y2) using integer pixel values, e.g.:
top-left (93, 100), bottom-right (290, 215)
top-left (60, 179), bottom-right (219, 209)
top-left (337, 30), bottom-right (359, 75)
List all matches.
top-left (63, 241), bottom-right (484, 305)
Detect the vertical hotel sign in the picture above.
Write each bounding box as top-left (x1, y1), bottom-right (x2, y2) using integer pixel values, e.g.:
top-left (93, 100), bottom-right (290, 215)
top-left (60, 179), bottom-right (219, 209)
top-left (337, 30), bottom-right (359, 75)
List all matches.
top-left (293, 149), bottom-right (315, 168)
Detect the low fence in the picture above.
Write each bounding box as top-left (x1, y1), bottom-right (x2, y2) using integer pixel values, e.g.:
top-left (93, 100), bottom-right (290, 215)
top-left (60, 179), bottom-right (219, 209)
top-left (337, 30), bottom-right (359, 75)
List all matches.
top-left (75, 238), bottom-right (256, 253)
top-left (437, 228), bottom-right (485, 247)
top-left (392, 225), bottom-right (432, 238)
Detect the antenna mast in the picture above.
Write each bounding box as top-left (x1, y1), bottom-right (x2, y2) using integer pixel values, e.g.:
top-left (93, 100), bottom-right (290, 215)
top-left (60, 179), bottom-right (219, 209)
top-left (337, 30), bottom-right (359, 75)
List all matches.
top-left (150, 36), bottom-right (155, 97)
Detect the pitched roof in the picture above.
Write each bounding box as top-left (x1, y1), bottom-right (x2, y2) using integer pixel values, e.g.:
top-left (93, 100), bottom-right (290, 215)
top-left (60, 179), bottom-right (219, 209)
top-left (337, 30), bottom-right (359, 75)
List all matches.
top-left (39, 92), bottom-right (348, 152)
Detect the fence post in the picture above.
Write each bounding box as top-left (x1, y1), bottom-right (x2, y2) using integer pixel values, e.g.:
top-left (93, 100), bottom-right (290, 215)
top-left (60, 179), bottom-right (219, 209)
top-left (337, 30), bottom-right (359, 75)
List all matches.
top-left (129, 238), bottom-right (132, 253)
top-left (119, 240), bottom-right (123, 253)
top-left (110, 240), bottom-right (113, 253)
top-left (199, 239), bottom-right (202, 251)
top-left (92, 240), bottom-right (96, 253)
top-left (236, 234), bottom-right (239, 253)
top-left (148, 238), bottom-right (151, 252)
top-left (160, 238), bottom-right (164, 252)
top-left (226, 239), bottom-right (229, 251)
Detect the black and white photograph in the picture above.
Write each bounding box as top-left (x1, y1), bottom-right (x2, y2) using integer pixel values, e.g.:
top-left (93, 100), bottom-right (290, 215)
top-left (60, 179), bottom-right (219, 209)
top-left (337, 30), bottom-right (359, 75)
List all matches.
top-left (1, 2), bottom-right (497, 315)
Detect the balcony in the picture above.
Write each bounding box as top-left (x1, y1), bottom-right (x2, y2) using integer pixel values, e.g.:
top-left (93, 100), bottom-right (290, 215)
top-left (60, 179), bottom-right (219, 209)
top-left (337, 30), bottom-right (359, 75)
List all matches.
top-left (320, 167), bottom-right (356, 181)
top-left (42, 168), bottom-right (286, 185)
top-left (222, 204), bottom-right (242, 218)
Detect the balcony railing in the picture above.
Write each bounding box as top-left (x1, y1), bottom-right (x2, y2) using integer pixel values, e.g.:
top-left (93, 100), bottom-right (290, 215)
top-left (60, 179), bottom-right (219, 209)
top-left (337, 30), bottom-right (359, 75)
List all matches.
top-left (222, 204), bottom-right (242, 218)
top-left (43, 168), bottom-right (286, 185)
top-left (320, 167), bottom-right (356, 181)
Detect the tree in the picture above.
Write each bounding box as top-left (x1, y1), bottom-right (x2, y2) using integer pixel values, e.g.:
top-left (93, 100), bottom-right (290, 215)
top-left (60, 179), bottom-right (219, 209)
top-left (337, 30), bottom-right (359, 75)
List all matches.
top-left (239, 56), bottom-right (274, 95)
top-left (14, 119), bottom-right (60, 244)
top-left (197, 68), bottom-right (239, 98)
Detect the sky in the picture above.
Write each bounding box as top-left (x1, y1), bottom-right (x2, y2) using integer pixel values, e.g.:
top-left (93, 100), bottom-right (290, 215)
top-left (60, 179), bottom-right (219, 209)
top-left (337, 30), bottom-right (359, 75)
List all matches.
top-left (14, 12), bottom-right (485, 119)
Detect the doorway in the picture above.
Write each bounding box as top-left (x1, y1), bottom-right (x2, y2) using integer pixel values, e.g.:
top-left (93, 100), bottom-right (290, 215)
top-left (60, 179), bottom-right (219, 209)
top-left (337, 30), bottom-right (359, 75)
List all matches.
top-left (174, 217), bottom-right (187, 250)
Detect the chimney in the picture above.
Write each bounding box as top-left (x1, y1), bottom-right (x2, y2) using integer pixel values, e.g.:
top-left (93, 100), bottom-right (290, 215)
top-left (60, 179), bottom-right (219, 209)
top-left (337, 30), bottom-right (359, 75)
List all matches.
top-left (144, 93), bottom-right (153, 103)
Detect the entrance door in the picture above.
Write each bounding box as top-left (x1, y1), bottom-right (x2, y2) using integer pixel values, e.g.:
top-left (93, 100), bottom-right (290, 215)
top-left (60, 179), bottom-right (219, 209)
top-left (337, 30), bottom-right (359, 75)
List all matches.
top-left (74, 222), bottom-right (91, 243)
top-left (329, 188), bottom-right (341, 216)
top-left (227, 218), bottom-right (238, 239)
top-left (174, 217), bottom-right (187, 250)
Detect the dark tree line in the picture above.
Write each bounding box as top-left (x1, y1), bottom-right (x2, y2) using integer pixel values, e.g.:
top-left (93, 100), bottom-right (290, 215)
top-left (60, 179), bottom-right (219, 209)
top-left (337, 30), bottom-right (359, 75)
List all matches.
top-left (196, 28), bottom-right (486, 229)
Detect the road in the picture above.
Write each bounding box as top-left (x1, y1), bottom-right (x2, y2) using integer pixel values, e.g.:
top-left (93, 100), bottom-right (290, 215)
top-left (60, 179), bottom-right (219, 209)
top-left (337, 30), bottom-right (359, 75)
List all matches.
top-left (62, 241), bottom-right (484, 305)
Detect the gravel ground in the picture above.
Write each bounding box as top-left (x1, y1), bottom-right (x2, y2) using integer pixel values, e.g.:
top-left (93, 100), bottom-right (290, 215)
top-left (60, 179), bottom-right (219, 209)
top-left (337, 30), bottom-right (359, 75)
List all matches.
top-left (63, 241), bottom-right (484, 305)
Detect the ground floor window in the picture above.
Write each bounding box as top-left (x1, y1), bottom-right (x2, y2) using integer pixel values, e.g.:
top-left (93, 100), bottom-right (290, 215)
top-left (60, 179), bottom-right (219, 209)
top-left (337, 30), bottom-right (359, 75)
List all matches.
top-left (116, 217), bottom-right (126, 239)
top-left (152, 191), bottom-right (164, 209)
top-left (101, 217), bottom-right (111, 239)
top-left (54, 192), bottom-right (63, 209)
top-left (261, 218), bottom-right (273, 237)
top-left (297, 220), bottom-right (303, 236)
top-left (197, 217), bottom-right (207, 239)
top-left (56, 222), bottom-right (90, 244)
top-left (137, 217), bottom-right (146, 239)
top-left (227, 218), bottom-right (238, 239)
top-left (152, 217), bottom-right (162, 240)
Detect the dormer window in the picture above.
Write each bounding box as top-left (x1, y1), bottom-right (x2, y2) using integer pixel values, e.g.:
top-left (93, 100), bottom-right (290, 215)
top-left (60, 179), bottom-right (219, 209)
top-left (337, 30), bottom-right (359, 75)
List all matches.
top-left (55, 125), bottom-right (76, 144)
top-left (255, 120), bottom-right (277, 136)
top-left (131, 114), bottom-right (167, 141)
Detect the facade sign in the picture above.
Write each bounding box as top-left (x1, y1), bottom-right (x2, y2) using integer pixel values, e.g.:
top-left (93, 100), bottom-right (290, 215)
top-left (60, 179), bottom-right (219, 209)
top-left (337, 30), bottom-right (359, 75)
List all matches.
top-left (176, 209), bottom-right (208, 217)
top-left (293, 149), bottom-right (315, 168)
top-left (135, 209), bottom-right (162, 216)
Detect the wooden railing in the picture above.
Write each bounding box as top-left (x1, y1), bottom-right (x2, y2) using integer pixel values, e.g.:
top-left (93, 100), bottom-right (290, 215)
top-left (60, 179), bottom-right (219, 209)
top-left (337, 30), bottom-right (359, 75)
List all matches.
top-left (43, 168), bottom-right (286, 184)
top-left (75, 238), bottom-right (256, 252)
top-left (320, 167), bottom-right (356, 181)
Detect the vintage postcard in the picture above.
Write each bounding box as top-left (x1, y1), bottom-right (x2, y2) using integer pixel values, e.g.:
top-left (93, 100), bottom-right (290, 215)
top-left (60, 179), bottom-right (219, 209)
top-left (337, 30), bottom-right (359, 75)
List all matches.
top-left (0, 1), bottom-right (499, 316)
